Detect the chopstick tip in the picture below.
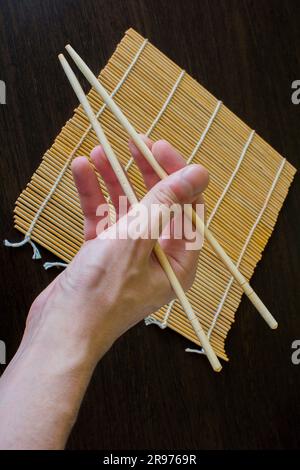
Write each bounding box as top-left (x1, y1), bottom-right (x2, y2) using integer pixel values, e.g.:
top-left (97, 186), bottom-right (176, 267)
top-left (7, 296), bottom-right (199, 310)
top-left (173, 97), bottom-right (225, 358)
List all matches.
top-left (58, 53), bottom-right (65, 64)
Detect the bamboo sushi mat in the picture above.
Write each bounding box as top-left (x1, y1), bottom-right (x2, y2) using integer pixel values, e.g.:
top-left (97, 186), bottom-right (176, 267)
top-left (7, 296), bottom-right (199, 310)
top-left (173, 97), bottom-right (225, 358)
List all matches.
top-left (13, 29), bottom-right (296, 361)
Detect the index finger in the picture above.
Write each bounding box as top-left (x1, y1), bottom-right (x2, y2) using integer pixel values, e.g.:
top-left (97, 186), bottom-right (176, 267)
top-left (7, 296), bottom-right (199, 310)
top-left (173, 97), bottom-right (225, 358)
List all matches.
top-left (129, 138), bottom-right (187, 190)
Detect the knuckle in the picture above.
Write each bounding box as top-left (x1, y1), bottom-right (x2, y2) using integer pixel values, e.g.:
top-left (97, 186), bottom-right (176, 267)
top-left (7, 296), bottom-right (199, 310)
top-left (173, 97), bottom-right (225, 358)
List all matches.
top-left (154, 183), bottom-right (178, 208)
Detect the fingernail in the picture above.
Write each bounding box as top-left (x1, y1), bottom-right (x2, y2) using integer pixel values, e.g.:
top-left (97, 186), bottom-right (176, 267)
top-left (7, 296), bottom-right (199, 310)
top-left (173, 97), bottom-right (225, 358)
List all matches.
top-left (180, 165), bottom-right (203, 197)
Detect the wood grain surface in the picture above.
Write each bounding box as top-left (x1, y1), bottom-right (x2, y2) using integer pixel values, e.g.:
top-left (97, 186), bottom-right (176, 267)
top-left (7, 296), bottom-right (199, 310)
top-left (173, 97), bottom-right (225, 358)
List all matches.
top-left (0, 0), bottom-right (299, 450)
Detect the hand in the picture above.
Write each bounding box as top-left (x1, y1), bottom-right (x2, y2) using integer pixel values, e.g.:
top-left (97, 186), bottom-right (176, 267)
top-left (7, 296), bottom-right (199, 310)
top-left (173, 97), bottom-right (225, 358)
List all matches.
top-left (25, 138), bottom-right (209, 366)
top-left (0, 138), bottom-right (209, 450)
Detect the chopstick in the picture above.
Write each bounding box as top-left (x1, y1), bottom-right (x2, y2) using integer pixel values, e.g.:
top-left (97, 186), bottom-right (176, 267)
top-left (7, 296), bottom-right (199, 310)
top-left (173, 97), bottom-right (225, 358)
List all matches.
top-left (65, 44), bottom-right (278, 331)
top-left (59, 54), bottom-right (222, 372)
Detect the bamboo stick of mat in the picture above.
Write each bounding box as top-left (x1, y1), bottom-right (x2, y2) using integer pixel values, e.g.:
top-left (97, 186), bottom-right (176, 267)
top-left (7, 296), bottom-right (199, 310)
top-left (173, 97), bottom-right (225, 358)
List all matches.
top-left (65, 44), bottom-right (278, 330)
top-left (59, 53), bottom-right (222, 372)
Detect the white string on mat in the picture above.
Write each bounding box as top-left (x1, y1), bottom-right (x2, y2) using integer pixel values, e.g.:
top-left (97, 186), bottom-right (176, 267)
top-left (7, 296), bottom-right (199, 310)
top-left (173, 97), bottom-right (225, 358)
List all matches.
top-left (4, 38), bottom-right (148, 264)
top-left (207, 130), bottom-right (255, 225)
top-left (186, 100), bottom-right (223, 164)
top-left (187, 157), bottom-right (286, 355)
top-left (145, 99), bottom-right (223, 329)
top-left (125, 70), bottom-right (186, 172)
top-left (3, 236), bottom-right (41, 260)
top-left (43, 262), bottom-right (68, 270)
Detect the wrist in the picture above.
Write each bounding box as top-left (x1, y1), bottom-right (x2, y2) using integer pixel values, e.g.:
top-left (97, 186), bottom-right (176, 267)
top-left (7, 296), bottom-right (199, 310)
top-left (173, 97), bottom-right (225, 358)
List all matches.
top-left (23, 302), bottom-right (116, 370)
top-left (18, 325), bottom-right (95, 387)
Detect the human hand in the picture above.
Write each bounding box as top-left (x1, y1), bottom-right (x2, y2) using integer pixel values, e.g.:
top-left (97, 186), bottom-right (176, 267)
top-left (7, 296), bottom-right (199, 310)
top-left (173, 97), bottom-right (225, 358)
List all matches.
top-left (24, 138), bottom-right (209, 366)
top-left (0, 139), bottom-right (209, 449)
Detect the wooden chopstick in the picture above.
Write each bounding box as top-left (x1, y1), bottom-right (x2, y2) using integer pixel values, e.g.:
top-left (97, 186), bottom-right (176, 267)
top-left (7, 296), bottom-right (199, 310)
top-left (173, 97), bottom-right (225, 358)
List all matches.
top-left (59, 53), bottom-right (222, 372)
top-left (65, 44), bottom-right (278, 331)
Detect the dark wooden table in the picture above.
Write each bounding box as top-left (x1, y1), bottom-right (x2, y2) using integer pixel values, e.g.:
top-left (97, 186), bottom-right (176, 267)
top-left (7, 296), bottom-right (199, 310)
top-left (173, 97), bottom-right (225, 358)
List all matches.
top-left (0, 0), bottom-right (299, 450)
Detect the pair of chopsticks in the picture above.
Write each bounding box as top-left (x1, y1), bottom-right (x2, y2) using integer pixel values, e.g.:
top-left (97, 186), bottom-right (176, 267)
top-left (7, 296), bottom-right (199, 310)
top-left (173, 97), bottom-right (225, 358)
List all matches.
top-left (59, 49), bottom-right (221, 372)
top-left (59, 44), bottom-right (278, 369)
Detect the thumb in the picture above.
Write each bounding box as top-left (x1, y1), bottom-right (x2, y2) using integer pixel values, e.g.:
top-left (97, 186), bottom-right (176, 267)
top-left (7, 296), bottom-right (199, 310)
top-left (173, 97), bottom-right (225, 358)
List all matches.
top-left (140, 164), bottom-right (209, 245)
